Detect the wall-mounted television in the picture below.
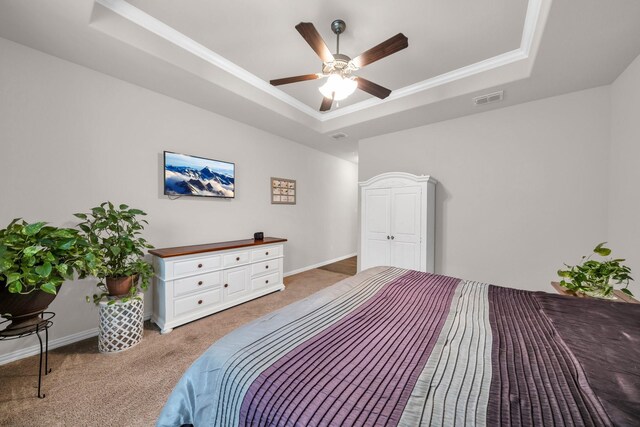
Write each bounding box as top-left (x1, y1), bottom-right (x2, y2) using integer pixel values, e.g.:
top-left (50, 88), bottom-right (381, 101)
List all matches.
top-left (164, 151), bottom-right (235, 198)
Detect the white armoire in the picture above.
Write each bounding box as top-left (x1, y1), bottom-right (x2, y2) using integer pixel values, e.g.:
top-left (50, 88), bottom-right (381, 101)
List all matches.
top-left (359, 172), bottom-right (436, 273)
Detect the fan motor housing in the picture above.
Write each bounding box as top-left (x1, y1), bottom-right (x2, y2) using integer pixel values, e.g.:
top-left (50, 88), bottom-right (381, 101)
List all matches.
top-left (323, 53), bottom-right (356, 75)
top-left (331, 19), bottom-right (346, 35)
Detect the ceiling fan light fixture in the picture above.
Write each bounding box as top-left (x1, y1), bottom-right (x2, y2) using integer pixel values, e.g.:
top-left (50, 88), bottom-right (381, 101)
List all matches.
top-left (319, 73), bottom-right (357, 101)
top-left (272, 20), bottom-right (408, 111)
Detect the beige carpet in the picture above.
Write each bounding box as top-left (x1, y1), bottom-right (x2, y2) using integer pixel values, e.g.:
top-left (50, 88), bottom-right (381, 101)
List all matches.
top-left (318, 256), bottom-right (357, 276)
top-left (0, 268), bottom-right (349, 426)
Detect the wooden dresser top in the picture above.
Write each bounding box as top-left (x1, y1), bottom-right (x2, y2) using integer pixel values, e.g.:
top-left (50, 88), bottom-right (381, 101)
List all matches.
top-left (550, 281), bottom-right (638, 304)
top-left (149, 237), bottom-right (287, 258)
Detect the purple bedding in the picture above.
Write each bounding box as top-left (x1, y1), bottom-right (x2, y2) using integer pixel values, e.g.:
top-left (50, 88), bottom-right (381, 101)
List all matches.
top-left (157, 267), bottom-right (640, 426)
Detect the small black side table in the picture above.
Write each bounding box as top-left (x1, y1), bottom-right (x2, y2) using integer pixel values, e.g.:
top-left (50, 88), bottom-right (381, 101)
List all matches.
top-left (0, 312), bottom-right (54, 398)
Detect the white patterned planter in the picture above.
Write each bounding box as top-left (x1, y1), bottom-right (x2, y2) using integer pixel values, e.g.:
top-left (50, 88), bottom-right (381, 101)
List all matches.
top-left (98, 293), bottom-right (144, 353)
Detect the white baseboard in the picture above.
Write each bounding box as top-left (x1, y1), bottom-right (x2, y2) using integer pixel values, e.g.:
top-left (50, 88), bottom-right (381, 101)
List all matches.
top-left (1, 254), bottom-right (356, 366)
top-left (0, 313), bottom-right (152, 366)
top-left (284, 253), bottom-right (357, 277)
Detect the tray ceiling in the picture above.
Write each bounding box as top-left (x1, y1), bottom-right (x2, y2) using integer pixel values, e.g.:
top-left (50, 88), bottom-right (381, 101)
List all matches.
top-left (127, 0), bottom-right (529, 111)
top-left (1, 0), bottom-right (639, 162)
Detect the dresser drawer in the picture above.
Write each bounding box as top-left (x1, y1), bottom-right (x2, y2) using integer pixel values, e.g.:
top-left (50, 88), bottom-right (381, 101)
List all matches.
top-left (174, 288), bottom-right (222, 317)
top-left (173, 271), bottom-right (222, 298)
top-left (251, 259), bottom-right (280, 277)
top-left (251, 245), bottom-right (281, 262)
top-left (223, 251), bottom-right (249, 268)
top-left (251, 271), bottom-right (280, 291)
top-left (174, 255), bottom-right (221, 277)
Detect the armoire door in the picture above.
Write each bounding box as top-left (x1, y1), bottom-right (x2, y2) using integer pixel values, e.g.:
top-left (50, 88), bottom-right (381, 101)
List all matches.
top-left (362, 188), bottom-right (391, 270)
top-left (390, 186), bottom-right (422, 270)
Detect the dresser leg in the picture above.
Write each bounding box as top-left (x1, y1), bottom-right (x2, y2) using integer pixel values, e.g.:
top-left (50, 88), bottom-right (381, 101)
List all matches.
top-left (160, 327), bottom-right (173, 335)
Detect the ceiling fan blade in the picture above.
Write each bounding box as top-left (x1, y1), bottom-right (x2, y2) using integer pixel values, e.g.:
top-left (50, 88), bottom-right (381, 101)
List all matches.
top-left (320, 95), bottom-right (334, 112)
top-left (270, 74), bottom-right (321, 86)
top-left (357, 77), bottom-right (392, 99)
top-left (295, 22), bottom-right (335, 63)
top-left (351, 33), bottom-right (408, 68)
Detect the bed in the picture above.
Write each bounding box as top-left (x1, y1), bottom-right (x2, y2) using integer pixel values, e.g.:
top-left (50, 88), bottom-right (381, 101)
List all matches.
top-left (157, 267), bottom-right (640, 426)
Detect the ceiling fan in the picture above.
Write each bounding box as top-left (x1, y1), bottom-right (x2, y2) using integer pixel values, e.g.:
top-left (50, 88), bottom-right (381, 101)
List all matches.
top-left (270, 20), bottom-right (408, 112)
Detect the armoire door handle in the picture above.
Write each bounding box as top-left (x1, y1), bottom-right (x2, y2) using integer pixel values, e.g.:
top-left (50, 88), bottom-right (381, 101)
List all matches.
top-left (387, 235), bottom-right (390, 240)
top-left (391, 236), bottom-right (395, 240)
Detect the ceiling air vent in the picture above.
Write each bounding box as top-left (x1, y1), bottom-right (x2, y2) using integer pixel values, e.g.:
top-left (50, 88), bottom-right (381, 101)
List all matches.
top-left (330, 132), bottom-right (349, 140)
top-left (473, 90), bottom-right (504, 106)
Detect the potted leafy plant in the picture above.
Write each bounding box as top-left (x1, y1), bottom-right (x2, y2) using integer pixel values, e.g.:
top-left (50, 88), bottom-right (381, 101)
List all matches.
top-left (75, 202), bottom-right (154, 304)
top-left (558, 242), bottom-right (634, 298)
top-left (0, 219), bottom-right (100, 331)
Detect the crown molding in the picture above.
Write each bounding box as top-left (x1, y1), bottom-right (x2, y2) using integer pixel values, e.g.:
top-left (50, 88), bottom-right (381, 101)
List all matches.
top-left (359, 172), bottom-right (438, 187)
top-left (94, 0), bottom-right (319, 118)
top-left (94, 0), bottom-right (545, 124)
top-left (320, 49), bottom-right (528, 120)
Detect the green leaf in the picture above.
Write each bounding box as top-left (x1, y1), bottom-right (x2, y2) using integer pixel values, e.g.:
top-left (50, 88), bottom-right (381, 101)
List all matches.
top-left (35, 262), bottom-right (52, 278)
top-left (23, 222), bottom-right (46, 236)
top-left (58, 239), bottom-right (76, 250)
top-left (44, 251), bottom-right (56, 263)
top-left (110, 246), bottom-right (121, 256)
top-left (8, 281), bottom-right (22, 293)
top-left (74, 213), bottom-right (88, 220)
top-left (593, 242), bottom-right (611, 257)
top-left (119, 204), bottom-right (129, 210)
top-left (557, 270), bottom-right (572, 278)
top-left (620, 288), bottom-right (634, 297)
top-left (0, 259), bottom-right (13, 273)
top-left (40, 282), bottom-right (57, 295)
top-left (5, 272), bottom-right (21, 284)
top-left (23, 245), bottom-right (42, 256)
top-left (52, 229), bottom-right (76, 239)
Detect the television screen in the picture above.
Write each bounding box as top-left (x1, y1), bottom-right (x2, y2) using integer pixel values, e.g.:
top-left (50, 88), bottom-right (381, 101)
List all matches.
top-left (164, 151), bottom-right (235, 198)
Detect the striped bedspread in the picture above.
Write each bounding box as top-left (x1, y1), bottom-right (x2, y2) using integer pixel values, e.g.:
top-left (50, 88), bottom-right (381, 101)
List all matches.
top-left (157, 267), bottom-right (640, 426)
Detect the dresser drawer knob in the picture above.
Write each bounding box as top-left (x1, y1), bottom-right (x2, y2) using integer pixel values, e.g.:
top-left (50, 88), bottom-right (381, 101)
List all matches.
top-left (265, 251), bottom-right (269, 255)
top-left (198, 300), bottom-right (203, 305)
top-left (265, 279), bottom-right (269, 284)
top-left (265, 265), bottom-right (269, 269)
top-left (198, 281), bottom-right (203, 286)
top-left (224, 283), bottom-right (228, 288)
top-left (197, 263), bottom-right (203, 268)
top-left (236, 256), bottom-right (240, 261)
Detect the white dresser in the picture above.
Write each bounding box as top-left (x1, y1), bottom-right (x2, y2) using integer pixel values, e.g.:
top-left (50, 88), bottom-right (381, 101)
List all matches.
top-left (150, 237), bottom-right (287, 334)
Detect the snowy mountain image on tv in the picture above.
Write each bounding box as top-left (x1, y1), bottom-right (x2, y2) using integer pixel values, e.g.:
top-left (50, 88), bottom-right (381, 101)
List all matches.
top-left (164, 152), bottom-right (235, 198)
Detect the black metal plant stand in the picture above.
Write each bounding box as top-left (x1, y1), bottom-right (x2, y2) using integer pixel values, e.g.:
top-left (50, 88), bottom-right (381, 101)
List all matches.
top-left (0, 312), bottom-right (54, 398)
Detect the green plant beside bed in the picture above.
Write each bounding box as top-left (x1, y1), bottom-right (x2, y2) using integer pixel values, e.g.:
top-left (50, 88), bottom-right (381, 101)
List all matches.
top-left (558, 242), bottom-right (633, 298)
top-left (0, 219), bottom-right (99, 295)
top-left (75, 202), bottom-right (154, 305)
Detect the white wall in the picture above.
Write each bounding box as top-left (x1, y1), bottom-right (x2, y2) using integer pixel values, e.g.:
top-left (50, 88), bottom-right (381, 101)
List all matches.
top-left (609, 53), bottom-right (640, 296)
top-left (359, 87), bottom-right (612, 291)
top-left (0, 38), bottom-right (357, 360)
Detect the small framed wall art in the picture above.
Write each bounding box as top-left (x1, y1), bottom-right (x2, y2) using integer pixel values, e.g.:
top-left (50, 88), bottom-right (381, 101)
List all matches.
top-left (271, 177), bottom-right (296, 205)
